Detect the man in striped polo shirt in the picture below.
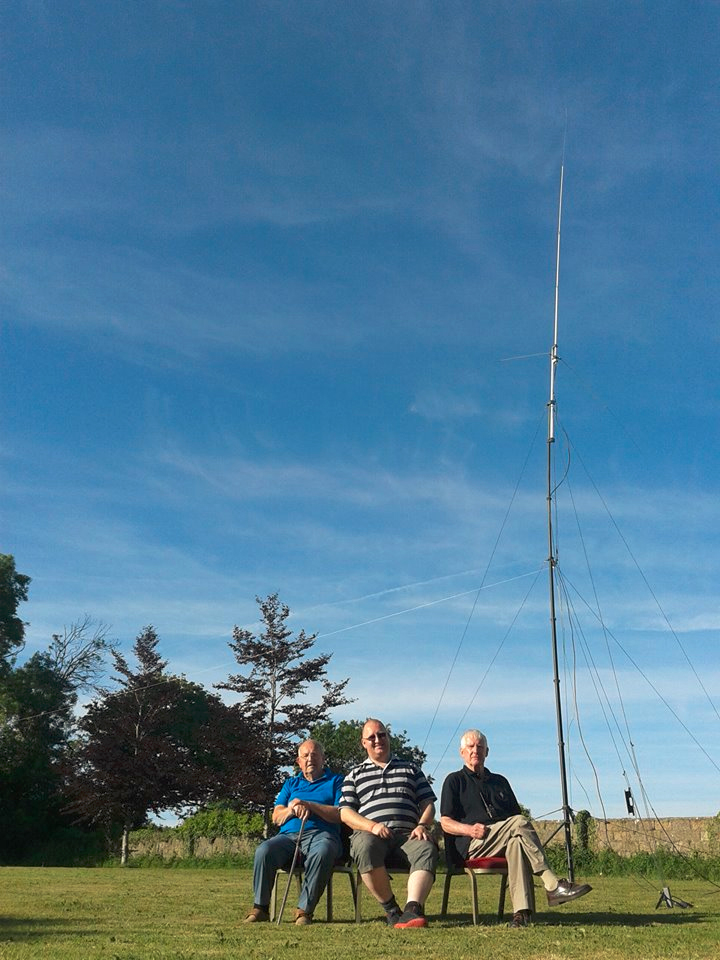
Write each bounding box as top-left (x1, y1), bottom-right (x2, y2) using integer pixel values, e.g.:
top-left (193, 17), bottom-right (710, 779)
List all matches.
top-left (339, 718), bottom-right (438, 928)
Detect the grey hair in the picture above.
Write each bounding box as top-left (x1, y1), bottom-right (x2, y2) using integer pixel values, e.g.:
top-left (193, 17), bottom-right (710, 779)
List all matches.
top-left (459, 729), bottom-right (487, 750)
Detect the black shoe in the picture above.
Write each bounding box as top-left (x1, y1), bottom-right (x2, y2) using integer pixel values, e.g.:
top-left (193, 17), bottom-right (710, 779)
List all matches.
top-left (385, 907), bottom-right (402, 927)
top-left (546, 879), bottom-right (592, 907)
top-left (509, 909), bottom-right (532, 928)
top-left (393, 907), bottom-right (428, 928)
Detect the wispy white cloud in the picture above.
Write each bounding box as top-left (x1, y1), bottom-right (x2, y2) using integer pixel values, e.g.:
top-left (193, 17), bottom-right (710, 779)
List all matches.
top-left (4, 1), bottom-right (719, 820)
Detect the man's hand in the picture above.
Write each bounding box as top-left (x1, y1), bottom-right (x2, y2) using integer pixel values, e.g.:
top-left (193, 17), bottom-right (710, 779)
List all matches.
top-left (467, 822), bottom-right (488, 840)
top-left (288, 800), bottom-right (311, 821)
top-left (370, 822), bottom-right (393, 839)
top-left (410, 823), bottom-right (433, 841)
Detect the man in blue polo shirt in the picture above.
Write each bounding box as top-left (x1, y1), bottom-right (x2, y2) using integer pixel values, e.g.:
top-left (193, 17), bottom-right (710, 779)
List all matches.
top-left (244, 739), bottom-right (343, 926)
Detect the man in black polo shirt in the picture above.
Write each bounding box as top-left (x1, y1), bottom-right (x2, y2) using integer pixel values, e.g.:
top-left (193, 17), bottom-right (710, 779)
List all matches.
top-left (440, 729), bottom-right (591, 928)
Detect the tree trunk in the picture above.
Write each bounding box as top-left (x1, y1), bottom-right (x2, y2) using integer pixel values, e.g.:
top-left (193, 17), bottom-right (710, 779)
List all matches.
top-left (121, 821), bottom-right (130, 865)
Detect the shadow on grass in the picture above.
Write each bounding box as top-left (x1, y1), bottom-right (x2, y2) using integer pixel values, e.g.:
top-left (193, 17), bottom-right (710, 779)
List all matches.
top-left (435, 909), bottom-right (710, 928)
top-left (0, 917), bottom-right (101, 942)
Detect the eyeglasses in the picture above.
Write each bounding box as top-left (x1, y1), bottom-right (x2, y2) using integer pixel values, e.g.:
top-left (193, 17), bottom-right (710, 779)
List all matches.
top-left (363, 732), bottom-right (388, 742)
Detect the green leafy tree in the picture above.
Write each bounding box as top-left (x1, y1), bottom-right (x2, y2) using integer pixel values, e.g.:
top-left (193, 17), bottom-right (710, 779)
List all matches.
top-left (216, 594), bottom-right (353, 832)
top-left (0, 652), bottom-right (75, 860)
top-left (0, 559), bottom-right (108, 862)
top-left (68, 626), bottom-right (261, 863)
top-left (310, 718), bottom-right (427, 776)
top-left (0, 554), bottom-right (31, 673)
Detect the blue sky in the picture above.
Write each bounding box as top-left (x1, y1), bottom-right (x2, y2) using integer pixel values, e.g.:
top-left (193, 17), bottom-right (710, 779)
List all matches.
top-left (2, 2), bottom-right (719, 820)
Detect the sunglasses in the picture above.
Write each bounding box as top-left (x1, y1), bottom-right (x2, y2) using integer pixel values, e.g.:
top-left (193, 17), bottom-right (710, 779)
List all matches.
top-left (363, 732), bottom-right (388, 742)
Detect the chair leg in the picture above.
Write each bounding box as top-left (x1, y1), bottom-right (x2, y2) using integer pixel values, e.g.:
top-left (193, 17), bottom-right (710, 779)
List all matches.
top-left (354, 871), bottom-right (362, 923)
top-left (497, 874), bottom-right (507, 919)
top-left (330, 869), bottom-right (357, 923)
top-left (326, 873), bottom-right (333, 921)
top-left (465, 869), bottom-right (479, 925)
top-left (269, 874), bottom-right (279, 921)
top-left (440, 871), bottom-right (452, 916)
top-left (269, 870), bottom-right (302, 922)
top-left (348, 870), bottom-right (357, 914)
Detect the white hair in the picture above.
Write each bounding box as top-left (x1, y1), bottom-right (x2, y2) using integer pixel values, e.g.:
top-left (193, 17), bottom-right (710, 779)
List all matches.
top-left (459, 729), bottom-right (487, 750)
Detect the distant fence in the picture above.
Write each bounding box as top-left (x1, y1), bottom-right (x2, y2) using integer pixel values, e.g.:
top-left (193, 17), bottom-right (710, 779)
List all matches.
top-left (131, 815), bottom-right (720, 861)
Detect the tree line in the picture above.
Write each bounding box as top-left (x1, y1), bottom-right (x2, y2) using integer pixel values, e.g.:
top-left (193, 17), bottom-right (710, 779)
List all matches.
top-left (0, 554), bottom-right (424, 865)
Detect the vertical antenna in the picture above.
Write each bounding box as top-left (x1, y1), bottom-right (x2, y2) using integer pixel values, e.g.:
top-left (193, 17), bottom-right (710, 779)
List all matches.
top-left (549, 164), bottom-right (563, 442)
top-left (547, 159), bottom-right (575, 880)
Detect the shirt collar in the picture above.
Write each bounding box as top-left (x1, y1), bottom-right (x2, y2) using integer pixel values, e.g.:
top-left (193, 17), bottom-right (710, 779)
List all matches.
top-left (463, 764), bottom-right (488, 780)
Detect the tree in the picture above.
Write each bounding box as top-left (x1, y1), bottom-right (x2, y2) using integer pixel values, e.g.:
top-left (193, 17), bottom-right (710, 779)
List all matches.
top-left (310, 718), bottom-right (428, 776)
top-left (0, 571), bottom-right (108, 862)
top-left (0, 652), bottom-right (75, 860)
top-left (0, 554), bottom-right (31, 673)
top-left (48, 615), bottom-right (110, 691)
top-left (68, 626), bottom-right (261, 863)
top-left (216, 594), bottom-right (353, 831)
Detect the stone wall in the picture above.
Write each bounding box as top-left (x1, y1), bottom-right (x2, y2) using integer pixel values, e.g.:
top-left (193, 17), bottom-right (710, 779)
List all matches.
top-left (535, 816), bottom-right (720, 857)
top-left (129, 834), bottom-right (256, 860)
top-left (130, 816), bottom-right (720, 861)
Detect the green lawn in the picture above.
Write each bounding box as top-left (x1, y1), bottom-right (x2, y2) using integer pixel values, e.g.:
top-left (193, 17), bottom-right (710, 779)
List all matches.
top-left (1, 867), bottom-right (718, 959)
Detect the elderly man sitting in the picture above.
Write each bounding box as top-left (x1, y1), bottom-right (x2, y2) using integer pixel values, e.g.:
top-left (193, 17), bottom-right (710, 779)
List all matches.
top-left (244, 739), bottom-right (343, 926)
top-left (440, 728), bottom-right (591, 928)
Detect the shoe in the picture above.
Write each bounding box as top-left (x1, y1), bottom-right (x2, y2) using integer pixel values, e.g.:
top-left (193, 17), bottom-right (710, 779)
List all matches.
top-left (294, 908), bottom-right (312, 926)
top-left (393, 908), bottom-right (428, 929)
top-left (509, 909), bottom-right (532, 928)
top-left (385, 907), bottom-right (402, 927)
top-left (546, 879), bottom-right (592, 907)
top-left (244, 906), bottom-right (270, 922)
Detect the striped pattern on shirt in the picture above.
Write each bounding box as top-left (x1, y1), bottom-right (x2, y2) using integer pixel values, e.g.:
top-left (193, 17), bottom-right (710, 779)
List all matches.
top-left (339, 756), bottom-right (436, 831)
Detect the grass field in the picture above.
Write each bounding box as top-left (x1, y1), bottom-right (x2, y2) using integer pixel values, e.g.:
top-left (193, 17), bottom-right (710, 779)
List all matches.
top-left (1, 867), bottom-right (719, 960)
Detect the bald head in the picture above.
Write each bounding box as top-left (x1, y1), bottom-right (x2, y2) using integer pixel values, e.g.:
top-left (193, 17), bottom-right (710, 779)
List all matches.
top-left (297, 739), bottom-right (325, 781)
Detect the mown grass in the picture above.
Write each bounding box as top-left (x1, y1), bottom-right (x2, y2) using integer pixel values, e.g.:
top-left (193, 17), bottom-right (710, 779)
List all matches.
top-left (1, 866), bottom-right (719, 959)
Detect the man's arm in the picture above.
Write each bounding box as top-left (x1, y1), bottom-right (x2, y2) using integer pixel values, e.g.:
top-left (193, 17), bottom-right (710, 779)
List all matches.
top-left (409, 798), bottom-right (436, 841)
top-left (339, 805), bottom-right (393, 838)
top-left (440, 814), bottom-right (489, 841)
top-left (283, 798), bottom-right (341, 824)
top-left (439, 772), bottom-right (489, 841)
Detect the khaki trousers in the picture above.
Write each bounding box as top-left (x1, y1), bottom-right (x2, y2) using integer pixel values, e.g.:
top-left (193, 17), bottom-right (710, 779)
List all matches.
top-left (467, 814), bottom-right (548, 913)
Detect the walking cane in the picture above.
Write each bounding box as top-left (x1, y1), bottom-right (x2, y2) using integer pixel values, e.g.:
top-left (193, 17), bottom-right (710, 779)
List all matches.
top-left (276, 813), bottom-right (308, 925)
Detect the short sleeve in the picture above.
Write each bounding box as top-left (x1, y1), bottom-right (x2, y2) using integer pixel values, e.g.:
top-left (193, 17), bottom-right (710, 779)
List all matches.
top-left (440, 773), bottom-right (460, 819)
top-left (338, 769), bottom-right (359, 810)
top-left (413, 767), bottom-right (437, 806)
top-left (274, 778), bottom-right (293, 808)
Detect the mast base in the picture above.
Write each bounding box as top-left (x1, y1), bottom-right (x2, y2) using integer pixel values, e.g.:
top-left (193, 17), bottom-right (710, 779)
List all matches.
top-left (655, 886), bottom-right (692, 909)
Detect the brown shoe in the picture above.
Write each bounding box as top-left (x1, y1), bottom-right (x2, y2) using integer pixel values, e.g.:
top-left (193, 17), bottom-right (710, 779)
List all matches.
top-left (546, 879), bottom-right (592, 907)
top-left (244, 906), bottom-right (270, 923)
top-left (509, 909), bottom-right (532, 928)
top-left (294, 908), bottom-right (312, 926)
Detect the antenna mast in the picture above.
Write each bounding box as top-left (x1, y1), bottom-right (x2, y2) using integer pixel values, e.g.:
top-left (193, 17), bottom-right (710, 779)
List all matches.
top-left (547, 162), bottom-right (575, 880)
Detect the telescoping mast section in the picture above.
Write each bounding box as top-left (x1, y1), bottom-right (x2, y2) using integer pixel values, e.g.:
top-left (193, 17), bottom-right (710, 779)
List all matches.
top-left (546, 164), bottom-right (575, 881)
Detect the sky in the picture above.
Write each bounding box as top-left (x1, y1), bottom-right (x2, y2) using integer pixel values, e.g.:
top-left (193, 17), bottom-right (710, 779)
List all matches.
top-left (2, 1), bottom-right (719, 822)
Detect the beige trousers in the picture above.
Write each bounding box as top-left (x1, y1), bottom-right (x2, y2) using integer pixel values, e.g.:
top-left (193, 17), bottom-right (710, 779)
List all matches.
top-left (467, 814), bottom-right (547, 913)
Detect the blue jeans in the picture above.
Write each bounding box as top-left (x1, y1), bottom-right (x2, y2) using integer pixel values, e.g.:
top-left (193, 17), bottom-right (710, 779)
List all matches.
top-left (252, 829), bottom-right (342, 915)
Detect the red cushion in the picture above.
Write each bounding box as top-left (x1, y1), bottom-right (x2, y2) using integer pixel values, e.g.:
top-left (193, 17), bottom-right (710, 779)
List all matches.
top-left (464, 856), bottom-right (508, 870)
